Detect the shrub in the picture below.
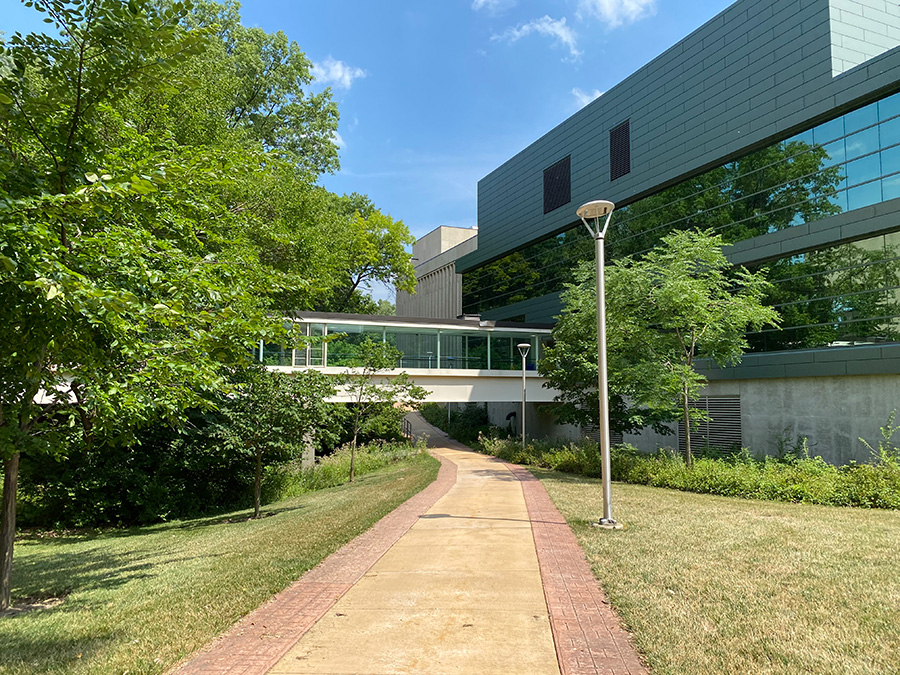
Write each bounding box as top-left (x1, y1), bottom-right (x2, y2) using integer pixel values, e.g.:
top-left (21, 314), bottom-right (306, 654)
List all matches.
top-left (474, 435), bottom-right (900, 510)
top-left (17, 409), bottom-right (254, 527)
top-left (420, 402), bottom-right (508, 448)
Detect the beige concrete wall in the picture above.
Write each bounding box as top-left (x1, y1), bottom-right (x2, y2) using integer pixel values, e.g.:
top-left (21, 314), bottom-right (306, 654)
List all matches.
top-left (623, 374), bottom-right (900, 465)
top-left (397, 228), bottom-right (477, 320)
top-left (397, 263), bottom-right (464, 319)
top-left (413, 226), bottom-right (478, 264)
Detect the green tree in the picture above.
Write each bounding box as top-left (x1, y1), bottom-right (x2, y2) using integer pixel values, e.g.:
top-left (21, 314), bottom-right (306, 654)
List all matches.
top-left (314, 193), bottom-right (416, 313)
top-left (542, 230), bottom-right (779, 465)
top-left (212, 367), bottom-right (336, 519)
top-left (539, 264), bottom-right (677, 437)
top-left (338, 338), bottom-right (426, 482)
top-left (0, 0), bottom-right (339, 609)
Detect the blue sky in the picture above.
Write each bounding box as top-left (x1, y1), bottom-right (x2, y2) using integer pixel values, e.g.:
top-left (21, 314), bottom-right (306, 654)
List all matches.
top-left (3, 0), bottom-right (734, 300)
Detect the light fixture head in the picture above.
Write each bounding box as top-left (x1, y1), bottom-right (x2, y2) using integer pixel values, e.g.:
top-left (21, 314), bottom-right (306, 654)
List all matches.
top-left (577, 199), bottom-right (615, 220)
top-left (517, 342), bottom-right (531, 358)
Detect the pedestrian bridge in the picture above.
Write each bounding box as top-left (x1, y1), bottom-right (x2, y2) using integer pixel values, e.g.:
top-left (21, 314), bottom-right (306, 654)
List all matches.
top-left (259, 312), bottom-right (561, 403)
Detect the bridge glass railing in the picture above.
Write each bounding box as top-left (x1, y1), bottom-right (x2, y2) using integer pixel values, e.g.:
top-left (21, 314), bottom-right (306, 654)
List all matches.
top-left (259, 319), bottom-right (549, 371)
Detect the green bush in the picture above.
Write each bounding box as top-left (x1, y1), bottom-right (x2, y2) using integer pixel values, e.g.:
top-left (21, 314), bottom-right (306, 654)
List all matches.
top-left (476, 436), bottom-right (900, 510)
top-left (17, 409), bottom-right (254, 527)
top-left (420, 402), bottom-right (508, 448)
top-left (18, 405), bottom-right (418, 528)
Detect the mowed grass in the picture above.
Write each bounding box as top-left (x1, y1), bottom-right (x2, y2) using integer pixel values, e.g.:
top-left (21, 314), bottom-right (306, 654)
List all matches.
top-left (538, 470), bottom-right (900, 675)
top-left (0, 453), bottom-right (439, 675)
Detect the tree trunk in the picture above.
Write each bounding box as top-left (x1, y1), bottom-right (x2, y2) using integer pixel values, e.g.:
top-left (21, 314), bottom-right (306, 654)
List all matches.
top-left (682, 383), bottom-right (693, 467)
top-left (253, 450), bottom-right (262, 520)
top-left (350, 408), bottom-right (361, 483)
top-left (1, 452), bottom-right (20, 611)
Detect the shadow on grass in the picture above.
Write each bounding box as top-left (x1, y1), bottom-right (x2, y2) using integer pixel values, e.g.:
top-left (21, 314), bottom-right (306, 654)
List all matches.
top-left (8, 545), bottom-right (219, 607)
top-left (0, 629), bottom-right (115, 673)
top-left (19, 502), bottom-right (310, 546)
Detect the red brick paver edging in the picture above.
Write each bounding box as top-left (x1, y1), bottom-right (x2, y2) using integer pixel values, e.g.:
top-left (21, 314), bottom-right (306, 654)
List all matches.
top-left (505, 462), bottom-right (649, 675)
top-left (172, 452), bottom-right (457, 675)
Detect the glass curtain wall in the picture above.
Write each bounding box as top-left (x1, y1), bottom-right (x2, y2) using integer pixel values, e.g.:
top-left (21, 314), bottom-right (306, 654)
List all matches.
top-left (747, 232), bottom-right (900, 351)
top-left (463, 90), bottom-right (900, 333)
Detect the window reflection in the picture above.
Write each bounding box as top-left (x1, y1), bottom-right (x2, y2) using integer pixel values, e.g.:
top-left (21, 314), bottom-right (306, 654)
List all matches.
top-left (747, 234), bottom-right (900, 351)
top-left (463, 88), bottom-right (900, 341)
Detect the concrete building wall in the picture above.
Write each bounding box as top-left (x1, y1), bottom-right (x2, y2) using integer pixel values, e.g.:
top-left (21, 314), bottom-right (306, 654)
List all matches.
top-left (413, 226), bottom-right (478, 265)
top-left (706, 374), bottom-right (899, 465)
top-left (397, 227), bottom-right (477, 319)
top-left (620, 374), bottom-right (898, 465)
top-left (483, 402), bottom-right (583, 442)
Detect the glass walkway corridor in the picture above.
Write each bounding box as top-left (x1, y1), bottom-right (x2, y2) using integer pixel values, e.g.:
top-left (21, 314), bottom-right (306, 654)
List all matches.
top-left (257, 312), bottom-right (553, 372)
top-left (255, 312), bottom-right (558, 403)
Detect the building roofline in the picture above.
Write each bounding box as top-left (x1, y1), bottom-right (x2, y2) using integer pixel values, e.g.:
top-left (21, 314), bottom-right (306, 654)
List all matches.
top-left (287, 311), bottom-right (552, 331)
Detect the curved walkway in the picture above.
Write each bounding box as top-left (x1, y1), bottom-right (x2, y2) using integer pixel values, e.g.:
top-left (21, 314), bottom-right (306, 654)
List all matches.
top-left (174, 414), bottom-right (646, 675)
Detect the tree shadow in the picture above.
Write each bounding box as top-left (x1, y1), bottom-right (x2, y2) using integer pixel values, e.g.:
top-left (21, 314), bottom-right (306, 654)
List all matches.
top-left (467, 469), bottom-right (521, 481)
top-left (9, 544), bottom-right (223, 609)
top-left (0, 630), bottom-right (114, 673)
top-left (19, 503), bottom-right (309, 545)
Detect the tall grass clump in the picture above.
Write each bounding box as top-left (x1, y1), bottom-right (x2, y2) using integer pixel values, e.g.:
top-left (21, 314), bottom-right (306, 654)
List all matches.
top-left (262, 439), bottom-right (427, 502)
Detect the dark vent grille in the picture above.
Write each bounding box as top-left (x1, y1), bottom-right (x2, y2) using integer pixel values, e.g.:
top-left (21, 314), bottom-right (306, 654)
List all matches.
top-left (609, 120), bottom-right (631, 181)
top-left (583, 424), bottom-right (624, 446)
top-left (543, 156), bottom-right (571, 214)
top-left (678, 396), bottom-right (742, 453)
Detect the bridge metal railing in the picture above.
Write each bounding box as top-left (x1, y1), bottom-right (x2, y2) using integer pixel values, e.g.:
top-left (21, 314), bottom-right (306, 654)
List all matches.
top-left (402, 417), bottom-right (413, 440)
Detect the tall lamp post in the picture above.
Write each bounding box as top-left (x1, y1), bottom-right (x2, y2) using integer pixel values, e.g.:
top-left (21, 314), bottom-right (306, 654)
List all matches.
top-left (577, 200), bottom-right (622, 530)
top-left (517, 342), bottom-right (531, 451)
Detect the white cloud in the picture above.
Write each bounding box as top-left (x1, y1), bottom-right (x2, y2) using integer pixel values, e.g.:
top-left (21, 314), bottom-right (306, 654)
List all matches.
top-left (313, 57), bottom-right (366, 90)
top-left (577, 0), bottom-right (657, 27)
top-left (572, 87), bottom-right (603, 108)
top-left (332, 130), bottom-right (346, 149)
top-left (492, 16), bottom-right (581, 61)
top-left (472, 0), bottom-right (516, 14)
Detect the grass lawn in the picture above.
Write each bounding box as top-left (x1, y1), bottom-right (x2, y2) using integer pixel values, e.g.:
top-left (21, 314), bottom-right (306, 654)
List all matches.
top-left (538, 470), bottom-right (900, 675)
top-left (0, 453), bottom-right (439, 675)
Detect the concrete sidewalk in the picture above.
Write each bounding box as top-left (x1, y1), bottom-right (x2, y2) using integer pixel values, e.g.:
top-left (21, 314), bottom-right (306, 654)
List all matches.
top-left (175, 413), bottom-right (646, 675)
top-left (270, 421), bottom-right (560, 674)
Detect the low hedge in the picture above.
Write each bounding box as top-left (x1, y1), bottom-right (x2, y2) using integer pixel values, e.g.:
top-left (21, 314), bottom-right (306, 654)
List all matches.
top-left (477, 435), bottom-right (900, 509)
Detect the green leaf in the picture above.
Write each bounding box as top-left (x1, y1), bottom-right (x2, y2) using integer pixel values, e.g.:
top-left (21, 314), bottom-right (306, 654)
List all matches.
top-left (0, 93), bottom-right (12, 105)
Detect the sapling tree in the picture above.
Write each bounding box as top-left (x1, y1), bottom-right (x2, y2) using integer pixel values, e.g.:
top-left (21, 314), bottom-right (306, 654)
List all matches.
top-left (339, 338), bottom-right (426, 481)
top-left (542, 229), bottom-right (779, 465)
top-left (212, 367), bottom-right (337, 518)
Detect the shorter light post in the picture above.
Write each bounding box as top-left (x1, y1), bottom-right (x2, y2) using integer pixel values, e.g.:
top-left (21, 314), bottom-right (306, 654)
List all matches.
top-left (517, 343), bottom-right (531, 451)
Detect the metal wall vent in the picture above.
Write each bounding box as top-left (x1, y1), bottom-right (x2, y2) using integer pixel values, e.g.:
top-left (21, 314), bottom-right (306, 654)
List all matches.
top-left (609, 120), bottom-right (631, 181)
top-left (543, 155), bottom-right (571, 214)
top-left (583, 424), bottom-right (624, 446)
top-left (678, 396), bottom-right (742, 453)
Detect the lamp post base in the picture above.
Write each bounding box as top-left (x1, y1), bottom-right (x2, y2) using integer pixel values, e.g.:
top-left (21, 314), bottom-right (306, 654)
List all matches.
top-left (592, 518), bottom-right (623, 530)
